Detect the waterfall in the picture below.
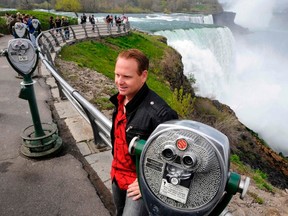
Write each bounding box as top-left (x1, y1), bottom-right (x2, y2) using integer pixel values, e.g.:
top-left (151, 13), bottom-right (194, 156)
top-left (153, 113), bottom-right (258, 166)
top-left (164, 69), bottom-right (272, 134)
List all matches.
top-left (154, 25), bottom-right (288, 156)
top-left (155, 27), bottom-right (235, 99)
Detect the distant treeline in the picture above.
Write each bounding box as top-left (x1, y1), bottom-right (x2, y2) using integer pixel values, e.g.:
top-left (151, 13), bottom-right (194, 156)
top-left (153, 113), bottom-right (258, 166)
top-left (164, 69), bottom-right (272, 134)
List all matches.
top-left (0, 0), bottom-right (223, 14)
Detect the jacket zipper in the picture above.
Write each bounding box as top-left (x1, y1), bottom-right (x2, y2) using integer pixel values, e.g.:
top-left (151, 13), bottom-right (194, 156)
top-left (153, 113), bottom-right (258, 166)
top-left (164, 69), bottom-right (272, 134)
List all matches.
top-left (126, 125), bottom-right (133, 132)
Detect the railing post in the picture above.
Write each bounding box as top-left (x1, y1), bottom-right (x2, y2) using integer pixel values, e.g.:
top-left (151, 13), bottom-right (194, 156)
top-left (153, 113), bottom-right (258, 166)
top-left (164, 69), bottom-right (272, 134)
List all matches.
top-left (59, 27), bottom-right (66, 42)
top-left (82, 25), bottom-right (88, 38)
top-left (95, 24), bottom-right (100, 37)
top-left (38, 39), bottom-right (54, 65)
top-left (85, 111), bottom-right (107, 149)
top-left (55, 79), bottom-right (67, 100)
top-left (69, 26), bottom-right (76, 39)
top-left (42, 33), bottom-right (55, 53)
top-left (49, 31), bottom-right (60, 47)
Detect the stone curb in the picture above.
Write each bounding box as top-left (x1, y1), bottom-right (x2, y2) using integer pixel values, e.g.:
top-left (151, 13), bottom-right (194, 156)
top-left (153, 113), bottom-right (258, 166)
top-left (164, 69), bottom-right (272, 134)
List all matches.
top-left (40, 61), bottom-right (113, 194)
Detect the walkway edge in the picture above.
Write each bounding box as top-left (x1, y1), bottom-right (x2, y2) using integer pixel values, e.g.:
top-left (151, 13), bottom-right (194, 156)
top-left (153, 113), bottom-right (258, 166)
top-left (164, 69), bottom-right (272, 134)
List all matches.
top-left (40, 59), bottom-right (114, 204)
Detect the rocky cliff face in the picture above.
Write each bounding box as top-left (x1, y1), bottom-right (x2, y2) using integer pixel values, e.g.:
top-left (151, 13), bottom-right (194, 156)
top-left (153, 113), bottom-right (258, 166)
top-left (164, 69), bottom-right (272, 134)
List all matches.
top-left (153, 43), bottom-right (288, 190)
top-left (192, 98), bottom-right (288, 189)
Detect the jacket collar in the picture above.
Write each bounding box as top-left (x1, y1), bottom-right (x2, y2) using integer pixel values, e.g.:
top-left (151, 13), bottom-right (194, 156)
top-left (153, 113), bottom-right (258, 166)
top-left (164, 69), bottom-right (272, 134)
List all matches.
top-left (110, 83), bottom-right (149, 113)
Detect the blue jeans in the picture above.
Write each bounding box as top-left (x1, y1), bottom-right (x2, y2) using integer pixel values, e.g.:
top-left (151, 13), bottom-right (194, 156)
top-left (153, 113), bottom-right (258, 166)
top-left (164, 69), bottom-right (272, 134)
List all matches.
top-left (112, 180), bottom-right (148, 216)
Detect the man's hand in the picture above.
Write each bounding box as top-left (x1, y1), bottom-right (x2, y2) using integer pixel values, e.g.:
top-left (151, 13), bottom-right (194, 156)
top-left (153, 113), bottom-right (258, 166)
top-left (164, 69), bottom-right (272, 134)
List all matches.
top-left (127, 178), bottom-right (142, 200)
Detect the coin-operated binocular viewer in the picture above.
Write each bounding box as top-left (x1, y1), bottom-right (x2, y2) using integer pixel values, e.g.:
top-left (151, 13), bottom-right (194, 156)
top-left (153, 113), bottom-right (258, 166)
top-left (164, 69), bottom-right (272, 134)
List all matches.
top-left (31, 19), bottom-right (41, 38)
top-left (2, 38), bottom-right (62, 157)
top-left (12, 22), bottom-right (30, 39)
top-left (129, 120), bottom-right (250, 216)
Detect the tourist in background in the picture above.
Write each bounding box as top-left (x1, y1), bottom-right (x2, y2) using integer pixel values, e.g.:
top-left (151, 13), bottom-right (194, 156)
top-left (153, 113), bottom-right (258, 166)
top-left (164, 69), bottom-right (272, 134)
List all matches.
top-left (8, 14), bottom-right (17, 37)
top-left (55, 16), bottom-right (62, 35)
top-left (49, 16), bottom-right (55, 34)
top-left (90, 15), bottom-right (95, 32)
top-left (62, 17), bottom-right (70, 40)
top-left (80, 13), bottom-right (87, 28)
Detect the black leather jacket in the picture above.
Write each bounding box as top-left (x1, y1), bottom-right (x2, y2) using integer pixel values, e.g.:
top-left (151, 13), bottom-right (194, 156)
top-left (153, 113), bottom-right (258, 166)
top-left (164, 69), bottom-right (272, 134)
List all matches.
top-left (110, 83), bottom-right (178, 155)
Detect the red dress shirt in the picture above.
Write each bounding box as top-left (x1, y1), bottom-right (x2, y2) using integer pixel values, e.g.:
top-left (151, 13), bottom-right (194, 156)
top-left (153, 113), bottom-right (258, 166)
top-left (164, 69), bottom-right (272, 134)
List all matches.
top-left (110, 94), bottom-right (137, 190)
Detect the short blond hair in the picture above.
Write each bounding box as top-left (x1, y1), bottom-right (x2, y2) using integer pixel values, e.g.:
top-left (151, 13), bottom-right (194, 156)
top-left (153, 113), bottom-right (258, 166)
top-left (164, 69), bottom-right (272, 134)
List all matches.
top-left (117, 49), bottom-right (149, 75)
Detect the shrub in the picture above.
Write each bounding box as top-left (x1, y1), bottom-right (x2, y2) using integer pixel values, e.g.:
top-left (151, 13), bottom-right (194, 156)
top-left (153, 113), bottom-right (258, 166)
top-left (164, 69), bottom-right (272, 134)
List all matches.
top-left (170, 87), bottom-right (195, 118)
top-left (0, 17), bottom-right (9, 35)
top-left (230, 154), bottom-right (275, 193)
top-left (230, 154), bottom-right (250, 174)
top-left (253, 169), bottom-right (274, 192)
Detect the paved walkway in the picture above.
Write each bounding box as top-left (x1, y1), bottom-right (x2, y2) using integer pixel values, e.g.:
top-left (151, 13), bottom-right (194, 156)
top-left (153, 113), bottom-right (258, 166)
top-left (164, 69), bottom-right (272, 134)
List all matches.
top-left (0, 35), bottom-right (113, 216)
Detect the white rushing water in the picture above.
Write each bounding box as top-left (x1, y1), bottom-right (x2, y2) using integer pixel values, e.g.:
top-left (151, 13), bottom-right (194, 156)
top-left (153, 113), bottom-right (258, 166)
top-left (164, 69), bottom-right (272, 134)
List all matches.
top-left (154, 27), bottom-right (235, 98)
top-left (127, 12), bottom-right (288, 156)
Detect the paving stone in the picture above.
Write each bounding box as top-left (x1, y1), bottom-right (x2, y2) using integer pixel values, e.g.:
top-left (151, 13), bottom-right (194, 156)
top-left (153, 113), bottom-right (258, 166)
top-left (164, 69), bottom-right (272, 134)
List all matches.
top-left (54, 100), bottom-right (79, 119)
top-left (77, 141), bottom-right (92, 156)
top-left (85, 151), bottom-right (112, 183)
top-left (46, 77), bottom-right (58, 88)
top-left (65, 116), bottom-right (93, 143)
top-left (51, 88), bottom-right (60, 99)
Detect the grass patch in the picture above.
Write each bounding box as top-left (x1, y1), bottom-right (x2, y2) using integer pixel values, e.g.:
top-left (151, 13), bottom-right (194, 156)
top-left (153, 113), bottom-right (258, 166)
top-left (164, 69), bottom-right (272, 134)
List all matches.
top-left (92, 97), bottom-right (114, 110)
top-left (253, 169), bottom-right (274, 192)
top-left (230, 154), bottom-right (275, 193)
top-left (248, 191), bottom-right (264, 205)
top-left (230, 154), bottom-right (250, 174)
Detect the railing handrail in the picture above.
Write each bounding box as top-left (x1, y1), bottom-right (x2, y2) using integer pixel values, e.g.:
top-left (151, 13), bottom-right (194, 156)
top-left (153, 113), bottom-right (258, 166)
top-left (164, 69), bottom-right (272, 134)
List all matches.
top-left (36, 22), bottom-right (131, 148)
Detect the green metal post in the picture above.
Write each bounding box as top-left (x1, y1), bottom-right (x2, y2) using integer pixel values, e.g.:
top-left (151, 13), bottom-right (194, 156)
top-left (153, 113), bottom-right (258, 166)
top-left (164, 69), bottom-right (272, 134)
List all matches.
top-left (21, 74), bottom-right (45, 137)
top-left (18, 73), bottom-right (63, 157)
top-left (209, 172), bottom-right (241, 215)
top-left (134, 139), bottom-right (146, 188)
top-left (134, 140), bottom-right (146, 168)
top-left (4, 39), bottom-right (62, 158)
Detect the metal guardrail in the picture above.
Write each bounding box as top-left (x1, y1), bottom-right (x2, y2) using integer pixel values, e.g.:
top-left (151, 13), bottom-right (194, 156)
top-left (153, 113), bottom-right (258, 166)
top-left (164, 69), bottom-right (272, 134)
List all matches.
top-left (36, 22), bottom-right (131, 148)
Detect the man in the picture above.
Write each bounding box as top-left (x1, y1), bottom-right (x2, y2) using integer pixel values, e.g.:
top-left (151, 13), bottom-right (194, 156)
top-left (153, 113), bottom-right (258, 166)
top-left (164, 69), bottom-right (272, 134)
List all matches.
top-left (110, 49), bottom-right (178, 216)
top-left (55, 16), bottom-right (61, 35)
top-left (25, 15), bottom-right (40, 47)
top-left (81, 13), bottom-right (87, 28)
top-left (62, 17), bottom-right (70, 40)
top-left (8, 14), bottom-right (17, 37)
top-left (90, 15), bottom-right (95, 32)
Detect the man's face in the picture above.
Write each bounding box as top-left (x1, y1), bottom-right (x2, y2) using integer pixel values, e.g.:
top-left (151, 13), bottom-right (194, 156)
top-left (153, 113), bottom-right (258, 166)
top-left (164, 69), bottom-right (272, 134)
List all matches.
top-left (114, 57), bottom-right (147, 101)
